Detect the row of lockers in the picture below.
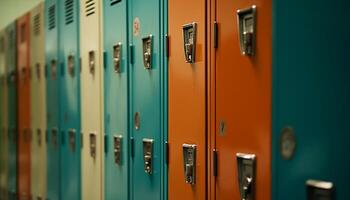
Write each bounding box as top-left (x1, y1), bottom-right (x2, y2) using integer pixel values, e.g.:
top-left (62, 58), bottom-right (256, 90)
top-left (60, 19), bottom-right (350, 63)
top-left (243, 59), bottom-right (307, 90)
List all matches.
top-left (0, 0), bottom-right (349, 200)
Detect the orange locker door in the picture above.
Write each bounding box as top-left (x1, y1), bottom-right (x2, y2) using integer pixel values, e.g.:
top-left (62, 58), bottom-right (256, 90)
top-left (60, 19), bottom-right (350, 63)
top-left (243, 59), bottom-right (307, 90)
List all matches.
top-left (168, 0), bottom-right (207, 199)
top-left (17, 13), bottom-right (31, 200)
top-left (212, 0), bottom-right (272, 199)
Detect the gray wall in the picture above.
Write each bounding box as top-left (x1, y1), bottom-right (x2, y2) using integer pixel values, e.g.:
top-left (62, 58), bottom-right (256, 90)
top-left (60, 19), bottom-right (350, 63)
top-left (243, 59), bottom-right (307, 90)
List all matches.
top-left (0, 0), bottom-right (43, 29)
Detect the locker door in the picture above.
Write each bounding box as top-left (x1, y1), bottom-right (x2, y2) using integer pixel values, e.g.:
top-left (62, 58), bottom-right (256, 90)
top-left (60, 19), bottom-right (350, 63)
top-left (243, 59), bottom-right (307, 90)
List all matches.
top-left (80, 0), bottom-right (104, 199)
top-left (45, 1), bottom-right (60, 200)
top-left (6, 23), bottom-right (17, 200)
top-left (129, 0), bottom-right (167, 199)
top-left (213, 0), bottom-right (272, 199)
top-left (30, 3), bottom-right (47, 200)
top-left (272, 1), bottom-right (350, 199)
top-left (0, 30), bottom-right (8, 200)
top-left (103, 0), bottom-right (128, 199)
top-left (168, 0), bottom-right (207, 199)
top-left (58, 1), bottom-right (81, 199)
top-left (17, 13), bottom-right (31, 200)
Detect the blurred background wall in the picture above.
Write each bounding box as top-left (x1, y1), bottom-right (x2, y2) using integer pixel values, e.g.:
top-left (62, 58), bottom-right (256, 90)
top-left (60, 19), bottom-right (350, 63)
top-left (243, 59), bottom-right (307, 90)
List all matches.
top-left (0, 0), bottom-right (43, 29)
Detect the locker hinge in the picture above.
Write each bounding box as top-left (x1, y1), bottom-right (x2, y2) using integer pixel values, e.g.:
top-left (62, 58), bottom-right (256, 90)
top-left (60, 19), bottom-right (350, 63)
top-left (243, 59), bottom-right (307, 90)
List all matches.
top-left (130, 137), bottom-right (135, 158)
top-left (61, 130), bottom-right (65, 145)
top-left (103, 51), bottom-right (107, 70)
top-left (45, 129), bottom-right (48, 144)
top-left (44, 64), bottom-right (48, 78)
top-left (129, 44), bottom-right (134, 64)
top-left (214, 21), bottom-right (218, 48)
top-left (104, 134), bottom-right (108, 154)
top-left (165, 35), bottom-right (169, 58)
top-left (60, 62), bottom-right (64, 76)
top-left (165, 141), bottom-right (169, 165)
top-left (213, 149), bottom-right (218, 176)
top-left (80, 132), bottom-right (83, 149)
top-left (79, 57), bottom-right (82, 74)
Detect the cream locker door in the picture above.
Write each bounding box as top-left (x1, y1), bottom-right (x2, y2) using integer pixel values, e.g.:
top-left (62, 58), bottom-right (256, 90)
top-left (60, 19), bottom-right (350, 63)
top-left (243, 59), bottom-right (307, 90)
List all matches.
top-left (0, 30), bottom-right (8, 200)
top-left (80, 0), bottom-right (104, 200)
top-left (30, 3), bottom-right (46, 200)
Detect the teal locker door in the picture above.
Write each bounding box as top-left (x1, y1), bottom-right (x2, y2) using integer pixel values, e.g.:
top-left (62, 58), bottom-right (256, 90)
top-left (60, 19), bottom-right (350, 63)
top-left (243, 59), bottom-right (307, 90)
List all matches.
top-left (103, 0), bottom-right (129, 199)
top-left (45, 1), bottom-right (60, 200)
top-left (129, 0), bottom-right (167, 199)
top-left (6, 23), bottom-right (17, 200)
top-left (58, 0), bottom-right (81, 199)
top-left (272, 0), bottom-right (350, 199)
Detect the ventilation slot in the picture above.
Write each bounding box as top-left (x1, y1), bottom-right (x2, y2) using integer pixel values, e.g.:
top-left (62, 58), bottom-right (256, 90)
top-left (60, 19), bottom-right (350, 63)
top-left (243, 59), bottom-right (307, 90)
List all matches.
top-left (110, 0), bottom-right (122, 6)
top-left (33, 14), bottom-right (41, 36)
top-left (48, 5), bottom-right (56, 30)
top-left (85, 0), bottom-right (95, 17)
top-left (65, 0), bottom-right (74, 25)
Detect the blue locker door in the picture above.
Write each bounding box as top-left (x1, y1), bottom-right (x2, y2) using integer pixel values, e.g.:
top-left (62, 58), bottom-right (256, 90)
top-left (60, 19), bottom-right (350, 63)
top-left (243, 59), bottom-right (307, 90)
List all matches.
top-left (45, 1), bottom-right (60, 200)
top-left (272, 1), bottom-right (350, 199)
top-left (58, 0), bottom-right (81, 199)
top-left (103, 0), bottom-right (129, 199)
top-left (5, 23), bottom-right (17, 200)
top-left (129, 0), bottom-right (167, 199)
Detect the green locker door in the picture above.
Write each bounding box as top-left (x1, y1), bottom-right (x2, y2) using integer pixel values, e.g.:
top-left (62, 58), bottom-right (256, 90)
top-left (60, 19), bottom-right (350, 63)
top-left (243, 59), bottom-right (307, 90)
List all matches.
top-left (272, 0), bottom-right (350, 199)
top-left (129, 0), bottom-right (167, 199)
top-left (0, 29), bottom-right (8, 200)
top-left (103, 0), bottom-right (129, 199)
top-left (5, 22), bottom-right (17, 200)
top-left (58, 0), bottom-right (81, 199)
top-left (45, 0), bottom-right (60, 199)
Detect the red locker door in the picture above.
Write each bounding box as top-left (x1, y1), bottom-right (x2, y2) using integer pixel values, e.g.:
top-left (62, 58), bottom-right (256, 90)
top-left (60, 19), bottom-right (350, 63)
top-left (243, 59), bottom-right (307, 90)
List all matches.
top-left (17, 13), bottom-right (31, 200)
top-left (212, 0), bottom-right (272, 199)
top-left (168, 0), bottom-right (208, 199)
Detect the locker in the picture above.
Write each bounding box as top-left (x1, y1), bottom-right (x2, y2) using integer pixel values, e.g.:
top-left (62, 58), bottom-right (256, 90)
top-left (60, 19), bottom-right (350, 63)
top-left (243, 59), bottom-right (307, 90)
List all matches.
top-left (103, 0), bottom-right (128, 199)
top-left (45, 0), bottom-right (60, 200)
top-left (58, 0), bottom-right (81, 199)
top-left (168, 0), bottom-right (208, 199)
top-left (17, 13), bottom-right (31, 200)
top-left (80, 0), bottom-right (104, 199)
top-left (128, 0), bottom-right (167, 199)
top-left (272, 1), bottom-right (350, 199)
top-left (5, 22), bottom-right (17, 200)
top-left (211, 0), bottom-right (272, 199)
top-left (29, 3), bottom-right (47, 200)
top-left (0, 29), bottom-right (8, 200)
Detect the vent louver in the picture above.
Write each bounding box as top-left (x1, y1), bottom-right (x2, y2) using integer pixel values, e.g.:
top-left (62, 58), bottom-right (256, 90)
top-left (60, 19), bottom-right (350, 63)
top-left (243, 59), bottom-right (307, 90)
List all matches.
top-left (110, 0), bottom-right (122, 6)
top-left (33, 14), bottom-right (41, 36)
top-left (48, 5), bottom-right (56, 30)
top-left (85, 0), bottom-right (95, 17)
top-left (65, 0), bottom-right (74, 25)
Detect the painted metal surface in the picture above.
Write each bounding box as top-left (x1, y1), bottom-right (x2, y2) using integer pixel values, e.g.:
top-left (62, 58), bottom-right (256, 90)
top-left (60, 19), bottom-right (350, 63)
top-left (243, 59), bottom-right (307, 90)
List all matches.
top-left (212, 0), bottom-right (272, 199)
top-left (128, 0), bottom-right (167, 199)
top-left (58, 0), bottom-right (81, 199)
top-left (103, 0), bottom-right (128, 199)
top-left (5, 22), bottom-right (17, 200)
top-left (16, 13), bottom-right (31, 200)
top-left (272, 1), bottom-right (350, 199)
top-left (0, 29), bottom-right (8, 200)
top-left (168, 0), bottom-right (207, 199)
top-left (80, 0), bottom-right (103, 199)
top-left (45, 0), bottom-right (60, 199)
top-left (29, 3), bottom-right (47, 200)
